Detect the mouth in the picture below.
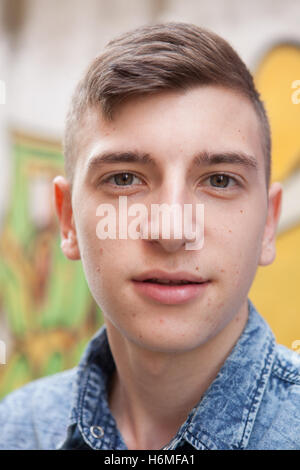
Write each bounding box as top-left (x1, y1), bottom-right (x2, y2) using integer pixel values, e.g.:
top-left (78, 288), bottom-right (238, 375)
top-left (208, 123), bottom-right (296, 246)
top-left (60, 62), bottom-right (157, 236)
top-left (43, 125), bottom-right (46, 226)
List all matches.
top-left (138, 278), bottom-right (206, 286)
top-left (132, 269), bottom-right (207, 284)
top-left (131, 271), bottom-right (210, 304)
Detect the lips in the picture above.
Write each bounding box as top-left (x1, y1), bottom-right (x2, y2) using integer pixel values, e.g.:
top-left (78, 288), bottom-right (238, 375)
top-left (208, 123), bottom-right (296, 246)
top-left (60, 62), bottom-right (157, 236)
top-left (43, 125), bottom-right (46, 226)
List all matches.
top-left (131, 270), bottom-right (210, 304)
top-left (132, 269), bottom-right (207, 284)
top-left (143, 278), bottom-right (199, 285)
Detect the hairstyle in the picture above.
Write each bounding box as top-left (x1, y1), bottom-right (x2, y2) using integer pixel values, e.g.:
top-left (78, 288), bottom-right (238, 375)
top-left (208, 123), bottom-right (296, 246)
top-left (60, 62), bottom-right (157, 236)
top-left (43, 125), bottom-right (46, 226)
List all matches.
top-left (63, 22), bottom-right (271, 187)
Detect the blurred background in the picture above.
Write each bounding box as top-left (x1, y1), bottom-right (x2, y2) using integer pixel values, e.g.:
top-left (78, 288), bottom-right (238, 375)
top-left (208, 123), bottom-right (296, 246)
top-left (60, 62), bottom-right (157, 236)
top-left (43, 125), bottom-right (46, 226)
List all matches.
top-left (0, 0), bottom-right (300, 398)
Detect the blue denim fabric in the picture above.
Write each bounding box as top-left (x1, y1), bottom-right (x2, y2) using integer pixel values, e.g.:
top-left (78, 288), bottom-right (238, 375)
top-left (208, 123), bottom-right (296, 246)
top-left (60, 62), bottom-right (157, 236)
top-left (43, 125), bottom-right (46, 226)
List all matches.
top-left (1, 298), bottom-right (300, 450)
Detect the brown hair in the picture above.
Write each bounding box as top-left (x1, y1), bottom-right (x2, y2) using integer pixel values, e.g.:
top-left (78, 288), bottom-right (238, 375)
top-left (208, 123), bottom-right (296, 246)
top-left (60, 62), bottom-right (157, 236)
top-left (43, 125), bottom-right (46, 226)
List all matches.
top-left (64, 22), bottom-right (271, 187)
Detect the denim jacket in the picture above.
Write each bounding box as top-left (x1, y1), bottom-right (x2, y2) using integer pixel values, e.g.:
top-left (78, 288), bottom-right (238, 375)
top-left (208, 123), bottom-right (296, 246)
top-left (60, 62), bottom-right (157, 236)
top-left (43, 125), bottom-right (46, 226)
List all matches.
top-left (1, 298), bottom-right (300, 450)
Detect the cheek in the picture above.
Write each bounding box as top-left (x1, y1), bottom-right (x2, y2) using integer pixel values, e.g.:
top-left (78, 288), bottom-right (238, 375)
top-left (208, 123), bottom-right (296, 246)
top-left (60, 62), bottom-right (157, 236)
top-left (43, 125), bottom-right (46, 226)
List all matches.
top-left (76, 208), bottom-right (98, 258)
top-left (74, 205), bottom-right (105, 286)
top-left (209, 209), bottom-right (265, 286)
top-left (75, 206), bottom-right (129, 304)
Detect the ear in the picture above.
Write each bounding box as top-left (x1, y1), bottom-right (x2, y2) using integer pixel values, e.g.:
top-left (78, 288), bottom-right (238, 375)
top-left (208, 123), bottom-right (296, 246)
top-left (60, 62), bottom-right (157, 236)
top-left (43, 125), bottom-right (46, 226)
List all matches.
top-left (259, 181), bottom-right (283, 266)
top-left (53, 175), bottom-right (81, 260)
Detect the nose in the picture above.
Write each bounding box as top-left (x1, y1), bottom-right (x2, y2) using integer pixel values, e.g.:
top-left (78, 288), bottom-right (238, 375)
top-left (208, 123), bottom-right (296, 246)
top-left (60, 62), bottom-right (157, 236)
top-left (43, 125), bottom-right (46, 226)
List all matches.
top-left (140, 187), bottom-right (203, 254)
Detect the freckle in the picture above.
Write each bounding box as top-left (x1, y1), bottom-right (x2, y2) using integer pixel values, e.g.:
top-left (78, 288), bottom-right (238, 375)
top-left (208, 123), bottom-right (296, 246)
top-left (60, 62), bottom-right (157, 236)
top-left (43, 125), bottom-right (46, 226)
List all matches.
top-left (96, 266), bottom-right (101, 272)
top-left (240, 210), bottom-right (243, 214)
top-left (220, 268), bottom-right (225, 272)
top-left (195, 266), bottom-right (199, 271)
top-left (228, 230), bottom-right (232, 233)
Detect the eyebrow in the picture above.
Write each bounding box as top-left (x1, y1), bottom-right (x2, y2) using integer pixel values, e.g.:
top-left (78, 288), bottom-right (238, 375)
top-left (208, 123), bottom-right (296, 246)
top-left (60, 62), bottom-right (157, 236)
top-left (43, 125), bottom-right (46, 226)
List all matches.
top-left (86, 149), bottom-right (258, 174)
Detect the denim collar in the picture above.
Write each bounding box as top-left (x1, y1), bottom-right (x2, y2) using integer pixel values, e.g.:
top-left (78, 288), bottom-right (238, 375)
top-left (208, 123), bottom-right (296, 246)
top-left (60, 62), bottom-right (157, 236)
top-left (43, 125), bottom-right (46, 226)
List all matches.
top-left (183, 299), bottom-right (276, 450)
top-left (61, 298), bottom-right (276, 450)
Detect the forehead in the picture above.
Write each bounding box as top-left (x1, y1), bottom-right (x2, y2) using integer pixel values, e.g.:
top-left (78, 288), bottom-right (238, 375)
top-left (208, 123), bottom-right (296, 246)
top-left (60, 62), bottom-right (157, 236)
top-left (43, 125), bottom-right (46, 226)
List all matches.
top-left (75, 86), bottom-right (264, 175)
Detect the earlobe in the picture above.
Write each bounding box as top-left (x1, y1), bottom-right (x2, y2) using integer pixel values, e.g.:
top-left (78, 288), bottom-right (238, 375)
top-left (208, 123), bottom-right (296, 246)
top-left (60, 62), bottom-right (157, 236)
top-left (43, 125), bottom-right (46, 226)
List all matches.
top-left (60, 230), bottom-right (81, 261)
top-left (53, 176), bottom-right (81, 261)
top-left (259, 182), bottom-right (283, 266)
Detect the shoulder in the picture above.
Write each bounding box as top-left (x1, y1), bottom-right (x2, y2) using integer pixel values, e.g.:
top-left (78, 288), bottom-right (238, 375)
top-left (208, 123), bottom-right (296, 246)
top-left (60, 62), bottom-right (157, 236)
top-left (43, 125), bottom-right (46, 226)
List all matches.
top-left (249, 344), bottom-right (300, 449)
top-left (0, 367), bottom-right (77, 450)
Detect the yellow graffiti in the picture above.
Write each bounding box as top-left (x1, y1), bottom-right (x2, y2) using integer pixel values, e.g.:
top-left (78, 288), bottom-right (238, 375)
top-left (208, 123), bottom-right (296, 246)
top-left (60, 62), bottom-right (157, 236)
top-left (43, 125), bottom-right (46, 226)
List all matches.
top-left (250, 44), bottom-right (300, 346)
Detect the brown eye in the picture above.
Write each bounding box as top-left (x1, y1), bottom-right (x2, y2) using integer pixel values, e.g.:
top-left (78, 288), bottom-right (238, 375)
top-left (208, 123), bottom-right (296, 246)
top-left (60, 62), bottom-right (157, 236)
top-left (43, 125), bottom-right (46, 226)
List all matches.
top-left (113, 173), bottom-right (134, 186)
top-left (210, 174), bottom-right (231, 188)
top-left (99, 172), bottom-right (144, 189)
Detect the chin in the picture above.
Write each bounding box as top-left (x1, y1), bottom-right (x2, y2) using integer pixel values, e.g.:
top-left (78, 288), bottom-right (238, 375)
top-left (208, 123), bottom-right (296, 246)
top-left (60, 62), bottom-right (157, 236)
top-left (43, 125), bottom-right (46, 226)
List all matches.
top-left (129, 327), bottom-right (213, 353)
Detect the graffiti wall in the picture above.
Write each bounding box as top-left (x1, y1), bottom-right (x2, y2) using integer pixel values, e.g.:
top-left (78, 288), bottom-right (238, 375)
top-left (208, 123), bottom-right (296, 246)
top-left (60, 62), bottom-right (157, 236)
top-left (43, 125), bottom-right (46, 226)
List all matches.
top-left (249, 43), bottom-right (300, 349)
top-left (0, 132), bottom-right (103, 398)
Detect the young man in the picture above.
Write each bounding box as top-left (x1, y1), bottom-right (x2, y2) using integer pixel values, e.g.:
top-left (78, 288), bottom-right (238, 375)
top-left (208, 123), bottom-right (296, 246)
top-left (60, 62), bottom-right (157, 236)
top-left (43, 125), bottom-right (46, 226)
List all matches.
top-left (0, 22), bottom-right (300, 451)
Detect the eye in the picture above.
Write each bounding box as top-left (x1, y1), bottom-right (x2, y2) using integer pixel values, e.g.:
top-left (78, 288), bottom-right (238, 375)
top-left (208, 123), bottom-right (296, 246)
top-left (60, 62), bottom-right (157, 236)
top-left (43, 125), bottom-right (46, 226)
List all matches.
top-left (103, 172), bottom-right (143, 187)
top-left (204, 173), bottom-right (240, 189)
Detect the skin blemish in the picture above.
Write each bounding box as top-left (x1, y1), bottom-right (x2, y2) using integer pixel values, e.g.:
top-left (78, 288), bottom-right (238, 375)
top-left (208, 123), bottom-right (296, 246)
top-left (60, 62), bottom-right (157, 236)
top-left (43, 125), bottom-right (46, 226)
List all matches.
top-left (240, 210), bottom-right (244, 214)
top-left (96, 266), bottom-right (101, 273)
top-left (99, 248), bottom-right (104, 254)
top-left (220, 268), bottom-right (225, 272)
top-left (159, 319), bottom-right (164, 324)
top-left (195, 266), bottom-right (199, 271)
top-left (132, 313), bottom-right (136, 318)
top-left (205, 314), bottom-right (215, 325)
top-left (228, 230), bottom-right (232, 233)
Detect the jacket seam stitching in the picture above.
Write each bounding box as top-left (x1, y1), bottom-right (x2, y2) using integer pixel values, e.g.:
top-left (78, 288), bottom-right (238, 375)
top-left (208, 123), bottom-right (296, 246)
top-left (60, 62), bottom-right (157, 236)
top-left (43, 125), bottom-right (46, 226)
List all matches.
top-left (271, 366), bottom-right (300, 385)
top-left (239, 335), bottom-right (276, 449)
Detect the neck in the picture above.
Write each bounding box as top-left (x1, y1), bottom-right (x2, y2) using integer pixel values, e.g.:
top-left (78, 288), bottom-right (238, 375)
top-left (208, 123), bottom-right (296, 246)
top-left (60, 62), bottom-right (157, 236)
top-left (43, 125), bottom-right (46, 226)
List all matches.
top-left (106, 300), bottom-right (249, 450)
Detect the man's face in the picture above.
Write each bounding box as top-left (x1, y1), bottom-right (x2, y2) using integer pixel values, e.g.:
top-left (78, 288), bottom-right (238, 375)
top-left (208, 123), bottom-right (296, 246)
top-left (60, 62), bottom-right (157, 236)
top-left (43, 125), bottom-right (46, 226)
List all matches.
top-left (55, 86), bottom-right (282, 353)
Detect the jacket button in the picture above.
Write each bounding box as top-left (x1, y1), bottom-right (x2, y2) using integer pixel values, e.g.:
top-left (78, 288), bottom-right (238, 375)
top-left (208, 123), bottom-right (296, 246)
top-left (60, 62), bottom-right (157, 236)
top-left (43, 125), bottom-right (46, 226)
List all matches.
top-left (90, 425), bottom-right (104, 438)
